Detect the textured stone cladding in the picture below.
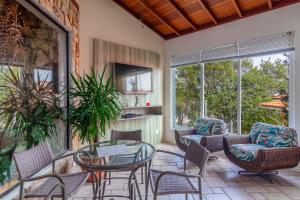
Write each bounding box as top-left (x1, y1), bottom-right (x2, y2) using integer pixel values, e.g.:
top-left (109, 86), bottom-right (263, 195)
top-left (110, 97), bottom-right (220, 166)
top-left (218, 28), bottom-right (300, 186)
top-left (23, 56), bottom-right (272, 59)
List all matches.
top-left (36, 0), bottom-right (80, 73)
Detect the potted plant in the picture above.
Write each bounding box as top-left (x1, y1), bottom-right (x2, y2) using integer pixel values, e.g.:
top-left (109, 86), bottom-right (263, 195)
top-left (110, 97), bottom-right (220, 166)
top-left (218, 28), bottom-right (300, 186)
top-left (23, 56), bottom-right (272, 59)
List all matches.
top-left (0, 67), bottom-right (61, 149)
top-left (68, 66), bottom-right (122, 180)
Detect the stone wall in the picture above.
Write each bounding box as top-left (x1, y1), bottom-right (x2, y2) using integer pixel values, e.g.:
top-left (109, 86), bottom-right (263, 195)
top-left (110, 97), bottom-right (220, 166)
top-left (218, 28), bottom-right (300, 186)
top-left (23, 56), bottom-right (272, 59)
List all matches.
top-left (36, 0), bottom-right (80, 73)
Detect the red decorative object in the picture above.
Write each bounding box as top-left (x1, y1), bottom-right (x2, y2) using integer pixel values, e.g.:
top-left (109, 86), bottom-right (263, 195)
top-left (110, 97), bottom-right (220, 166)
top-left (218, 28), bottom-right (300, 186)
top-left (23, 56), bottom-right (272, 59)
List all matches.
top-left (146, 102), bottom-right (150, 107)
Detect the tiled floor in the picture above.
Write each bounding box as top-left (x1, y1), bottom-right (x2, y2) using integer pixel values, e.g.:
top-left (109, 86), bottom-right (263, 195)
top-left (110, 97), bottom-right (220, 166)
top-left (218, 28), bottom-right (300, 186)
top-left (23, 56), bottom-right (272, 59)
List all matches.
top-left (73, 143), bottom-right (300, 200)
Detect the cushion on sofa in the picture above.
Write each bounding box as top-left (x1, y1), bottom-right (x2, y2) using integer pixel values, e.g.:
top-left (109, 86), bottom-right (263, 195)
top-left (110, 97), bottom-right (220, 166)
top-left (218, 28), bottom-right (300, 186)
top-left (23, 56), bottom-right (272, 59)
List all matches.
top-left (211, 119), bottom-right (226, 135)
top-left (195, 118), bottom-right (214, 136)
top-left (180, 135), bottom-right (203, 146)
top-left (255, 124), bottom-right (298, 148)
top-left (229, 144), bottom-right (267, 161)
top-left (248, 122), bottom-right (263, 143)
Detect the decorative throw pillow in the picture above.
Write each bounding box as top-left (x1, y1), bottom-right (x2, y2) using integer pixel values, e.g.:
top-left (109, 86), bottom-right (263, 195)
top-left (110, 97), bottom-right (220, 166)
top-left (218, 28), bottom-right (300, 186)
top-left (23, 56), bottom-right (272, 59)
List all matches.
top-left (274, 126), bottom-right (298, 147)
top-left (195, 118), bottom-right (214, 136)
top-left (249, 122), bottom-right (264, 143)
top-left (255, 123), bottom-right (298, 148)
top-left (211, 119), bottom-right (226, 135)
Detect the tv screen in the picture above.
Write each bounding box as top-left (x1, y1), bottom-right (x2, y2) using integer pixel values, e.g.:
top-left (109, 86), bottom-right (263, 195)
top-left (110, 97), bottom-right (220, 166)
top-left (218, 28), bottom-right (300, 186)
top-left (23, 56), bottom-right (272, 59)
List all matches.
top-left (113, 63), bottom-right (153, 93)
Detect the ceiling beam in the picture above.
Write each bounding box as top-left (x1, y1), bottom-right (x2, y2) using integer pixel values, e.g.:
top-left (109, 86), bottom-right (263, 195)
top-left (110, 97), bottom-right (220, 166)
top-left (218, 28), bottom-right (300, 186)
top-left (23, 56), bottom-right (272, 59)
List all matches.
top-left (135, 0), bottom-right (180, 35)
top-left (267, 0), bottom-right (273, 9)
top-left (195, 0), bottom-right (218, 24)
top-left (112, 0), bottom-right (166, 38)
top-left (230, 0), bottom-right (243, 17)
top-left (165, 0), bottom-right (197, 31)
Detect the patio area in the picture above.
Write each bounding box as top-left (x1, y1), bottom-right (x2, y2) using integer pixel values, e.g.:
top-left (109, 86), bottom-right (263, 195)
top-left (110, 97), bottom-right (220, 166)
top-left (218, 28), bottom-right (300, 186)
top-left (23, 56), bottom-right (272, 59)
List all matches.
top-left (73, 143), bottom-right (300, 200)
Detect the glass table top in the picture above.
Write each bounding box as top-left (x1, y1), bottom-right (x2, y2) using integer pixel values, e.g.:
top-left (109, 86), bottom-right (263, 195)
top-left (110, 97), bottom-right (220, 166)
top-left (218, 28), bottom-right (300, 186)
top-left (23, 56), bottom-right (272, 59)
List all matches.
top-left (74, 140), bottom-right (156, 170)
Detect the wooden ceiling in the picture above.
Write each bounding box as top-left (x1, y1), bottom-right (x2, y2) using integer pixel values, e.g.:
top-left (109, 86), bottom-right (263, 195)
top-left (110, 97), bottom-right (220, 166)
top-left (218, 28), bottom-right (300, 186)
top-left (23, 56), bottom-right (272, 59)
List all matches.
top-left (113, 0), bottom-right (300, 40)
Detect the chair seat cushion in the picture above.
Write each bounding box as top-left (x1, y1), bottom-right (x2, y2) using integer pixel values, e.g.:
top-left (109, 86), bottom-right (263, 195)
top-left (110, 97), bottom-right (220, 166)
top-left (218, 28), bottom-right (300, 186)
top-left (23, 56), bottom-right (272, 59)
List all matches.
top-left (180, 135), bottom-right (203, 147)
top-left (229, 144), bottom-right (267, 161)
top-left (150, 169), bottom-right (197, 195)
top-left (25, 172), bottom-right (89, 198)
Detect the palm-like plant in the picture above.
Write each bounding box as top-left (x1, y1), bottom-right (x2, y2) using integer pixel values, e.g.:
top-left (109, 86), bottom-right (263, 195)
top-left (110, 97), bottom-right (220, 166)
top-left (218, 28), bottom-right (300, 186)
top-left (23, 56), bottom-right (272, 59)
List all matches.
top-left (68, 66), bottom-right (122, 144)
top-left (0, 67), bottom-right (61, 149)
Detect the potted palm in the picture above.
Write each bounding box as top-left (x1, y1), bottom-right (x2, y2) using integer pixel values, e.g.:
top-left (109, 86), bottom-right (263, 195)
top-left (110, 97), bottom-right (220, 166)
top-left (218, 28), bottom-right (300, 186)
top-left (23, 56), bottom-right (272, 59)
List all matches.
top-left (68, 66), bottom-right (122, 180)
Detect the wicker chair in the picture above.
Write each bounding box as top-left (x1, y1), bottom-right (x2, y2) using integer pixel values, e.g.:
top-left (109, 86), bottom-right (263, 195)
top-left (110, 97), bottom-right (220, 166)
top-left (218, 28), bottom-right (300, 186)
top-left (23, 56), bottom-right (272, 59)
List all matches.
top-left (175, 118), bottom-right (227, 154)
top-left (223, 123), bottom-right (300, 177)
top-left (13, 142), bottom-right (89, 200)
top-left (103, 130), bottom-right (145, 199)
top-left (147, 141), bottom-right (210, 200)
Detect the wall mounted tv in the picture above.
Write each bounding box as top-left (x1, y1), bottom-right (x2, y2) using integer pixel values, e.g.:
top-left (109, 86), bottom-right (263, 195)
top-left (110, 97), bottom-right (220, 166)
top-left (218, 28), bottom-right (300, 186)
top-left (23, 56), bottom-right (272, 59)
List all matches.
top-left (113, 63), bottom-right (153, 94)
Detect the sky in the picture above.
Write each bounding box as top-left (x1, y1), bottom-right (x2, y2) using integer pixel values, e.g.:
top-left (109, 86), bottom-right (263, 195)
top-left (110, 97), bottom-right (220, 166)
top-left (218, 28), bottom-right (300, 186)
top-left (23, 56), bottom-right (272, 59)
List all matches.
top-left (252, 53), bottom-right (287, 67)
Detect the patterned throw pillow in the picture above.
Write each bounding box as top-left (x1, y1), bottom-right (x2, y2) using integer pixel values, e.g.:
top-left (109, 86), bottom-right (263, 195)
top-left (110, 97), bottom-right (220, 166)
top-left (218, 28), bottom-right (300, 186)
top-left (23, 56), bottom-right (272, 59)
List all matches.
top-left (211, 119), bottom-right (226, 135)
top-left (254, 123), bottom-right (298, 148)
top-left (248, 122), bottom-right (264, 143)
top-left (195, 118), bottom-right (214, 136)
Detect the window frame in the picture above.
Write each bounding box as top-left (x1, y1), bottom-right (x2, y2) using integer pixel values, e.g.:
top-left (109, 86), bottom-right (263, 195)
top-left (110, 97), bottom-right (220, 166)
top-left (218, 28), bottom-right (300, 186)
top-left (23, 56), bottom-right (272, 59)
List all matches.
top-left (171, 51), bottom-right (295, 134)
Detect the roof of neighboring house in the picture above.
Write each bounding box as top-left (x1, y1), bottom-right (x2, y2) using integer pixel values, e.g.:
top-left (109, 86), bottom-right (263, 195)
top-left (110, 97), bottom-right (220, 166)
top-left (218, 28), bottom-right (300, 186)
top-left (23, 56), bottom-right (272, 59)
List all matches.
top-left (259, 100), bottom-right (287, 109)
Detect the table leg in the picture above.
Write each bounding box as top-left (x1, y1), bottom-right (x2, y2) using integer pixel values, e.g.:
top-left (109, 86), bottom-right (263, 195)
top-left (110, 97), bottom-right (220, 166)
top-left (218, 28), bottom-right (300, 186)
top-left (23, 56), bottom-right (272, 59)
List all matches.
top-left (145, 160), bottom-right (152, 200)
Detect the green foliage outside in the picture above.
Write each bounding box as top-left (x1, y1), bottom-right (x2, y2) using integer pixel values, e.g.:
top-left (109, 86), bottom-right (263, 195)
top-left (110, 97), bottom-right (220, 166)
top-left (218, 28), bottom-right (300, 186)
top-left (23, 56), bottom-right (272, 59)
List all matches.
top-left (175, 55), bottom-right (289, 133)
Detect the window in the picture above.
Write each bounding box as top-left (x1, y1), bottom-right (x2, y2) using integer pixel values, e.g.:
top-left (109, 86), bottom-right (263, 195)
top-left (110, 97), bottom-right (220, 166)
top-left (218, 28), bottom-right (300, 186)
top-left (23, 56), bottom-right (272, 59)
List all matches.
top-left (0, 0), bottom-right (68, 194)
top-left (174, 64), bottom-right (201, 126)
top-left (241, 53), bottom-right (290, 133)
top-left (204, 60), bottom-right (237, 133)
top-left (172, 32), bottom-right (294, 134)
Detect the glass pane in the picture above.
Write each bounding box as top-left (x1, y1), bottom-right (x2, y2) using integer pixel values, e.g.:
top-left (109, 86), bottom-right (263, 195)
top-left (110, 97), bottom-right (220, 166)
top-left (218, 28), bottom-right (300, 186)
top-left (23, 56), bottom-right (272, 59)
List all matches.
top-left (0, 0), bottom-right (67, 193)
top-left (174, 65), bottom-right (201, 126)
top-left (204, 60), bottom-right (237, 133)
top-left (241, 53), bottom-right (289, 133)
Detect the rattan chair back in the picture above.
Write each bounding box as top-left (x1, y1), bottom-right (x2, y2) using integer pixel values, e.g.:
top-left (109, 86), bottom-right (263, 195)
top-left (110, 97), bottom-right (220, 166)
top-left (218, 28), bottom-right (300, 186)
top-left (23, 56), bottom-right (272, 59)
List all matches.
top-left (185, 141), bottom-right (210, 175)
top-left (13, 142), bottom-right (54, 179)
top-left (111, 130), bottom-right (142, 141)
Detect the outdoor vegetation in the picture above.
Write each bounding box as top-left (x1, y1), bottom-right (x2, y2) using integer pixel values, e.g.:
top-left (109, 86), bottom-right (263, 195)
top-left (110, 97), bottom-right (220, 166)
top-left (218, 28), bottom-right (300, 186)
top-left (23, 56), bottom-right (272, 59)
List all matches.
top-left (175, 54), bottom-right (289, 133)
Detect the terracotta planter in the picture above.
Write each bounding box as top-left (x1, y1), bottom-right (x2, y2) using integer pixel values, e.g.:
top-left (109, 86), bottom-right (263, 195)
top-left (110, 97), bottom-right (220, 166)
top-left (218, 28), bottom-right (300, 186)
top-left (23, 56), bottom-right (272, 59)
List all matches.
top-left (80, 155), bottom-right (104, 183)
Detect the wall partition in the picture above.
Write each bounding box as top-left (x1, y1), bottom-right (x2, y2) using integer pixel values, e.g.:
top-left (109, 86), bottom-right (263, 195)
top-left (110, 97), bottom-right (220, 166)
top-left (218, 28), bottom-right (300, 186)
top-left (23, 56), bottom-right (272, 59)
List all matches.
top-left (171, 32), bottom-right (295, 134)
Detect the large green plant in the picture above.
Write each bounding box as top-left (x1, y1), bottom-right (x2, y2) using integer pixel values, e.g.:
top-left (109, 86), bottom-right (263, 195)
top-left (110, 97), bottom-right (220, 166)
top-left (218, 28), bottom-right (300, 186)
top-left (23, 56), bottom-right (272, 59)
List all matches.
top-left (0, 67), bottom-right (61, 149)
top-left (68, 66), bottom-right (122, 144)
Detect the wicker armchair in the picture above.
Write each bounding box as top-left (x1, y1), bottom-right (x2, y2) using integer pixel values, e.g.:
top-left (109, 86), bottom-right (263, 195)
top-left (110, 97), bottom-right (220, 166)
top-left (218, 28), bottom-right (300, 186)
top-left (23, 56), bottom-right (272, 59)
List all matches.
top-left (223, 123), bottom-right (300, 175)
top-left (175, 118), bottom-right (227, 153)
top-left (146, 141), bottom-right (210, 200)
top-left (13, 142), bottom-right (89, 200)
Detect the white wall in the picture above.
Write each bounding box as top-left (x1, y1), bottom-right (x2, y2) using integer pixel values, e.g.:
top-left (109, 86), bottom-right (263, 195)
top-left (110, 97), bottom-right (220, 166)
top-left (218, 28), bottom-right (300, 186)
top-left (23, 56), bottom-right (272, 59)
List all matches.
top-left (164, 3), bottom-right (300, 143)
top-left (78, 0), bottom-right (165, 75)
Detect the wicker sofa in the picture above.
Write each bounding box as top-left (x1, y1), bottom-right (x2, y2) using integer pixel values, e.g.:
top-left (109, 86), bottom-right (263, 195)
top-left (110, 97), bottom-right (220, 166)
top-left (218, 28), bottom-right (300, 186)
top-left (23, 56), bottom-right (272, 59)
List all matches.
top-left (175, 117), bottom-right (227, 153)
top-left (224, 122), bottom-right (300, 173)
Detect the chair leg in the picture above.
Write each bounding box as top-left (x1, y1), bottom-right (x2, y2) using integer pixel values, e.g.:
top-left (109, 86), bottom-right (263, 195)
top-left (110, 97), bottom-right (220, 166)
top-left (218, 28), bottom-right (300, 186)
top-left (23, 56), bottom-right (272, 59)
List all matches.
top-left (198, 177), bottom-right (203, 200)
top-left (185, 193), bottom-right (188, 200)
top-left (238, 171), bottom-right (278, 183)
top-left (109, 171), bottom-right (111, 185)
top-left (141, 166), bottom-right (144, 184)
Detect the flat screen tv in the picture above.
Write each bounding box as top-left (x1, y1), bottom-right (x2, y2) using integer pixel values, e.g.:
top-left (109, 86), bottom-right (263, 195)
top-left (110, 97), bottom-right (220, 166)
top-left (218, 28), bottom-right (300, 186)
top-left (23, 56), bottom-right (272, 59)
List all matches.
top-left (113, 63), bottom-right (153, 94)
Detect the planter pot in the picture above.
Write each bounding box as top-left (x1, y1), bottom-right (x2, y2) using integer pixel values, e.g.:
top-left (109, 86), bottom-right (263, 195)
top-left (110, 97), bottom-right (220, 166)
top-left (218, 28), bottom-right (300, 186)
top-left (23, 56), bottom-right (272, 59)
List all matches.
top-left (80, 155), bottom-right (104, 183)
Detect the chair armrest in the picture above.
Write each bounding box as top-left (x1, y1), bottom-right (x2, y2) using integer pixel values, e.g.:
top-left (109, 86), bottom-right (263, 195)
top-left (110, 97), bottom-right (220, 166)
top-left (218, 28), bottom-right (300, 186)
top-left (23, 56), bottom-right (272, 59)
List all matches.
top-left (201, 134), bottom-right (228, 152)
top-left (223, 135), bottom-right (250, 146)
top-left (175, 128), bottom-right (195, 137)
top-left (21, 174), bottom-right (64, 185)
top-left (256, 147), bottom-right (300, 162)
top-left (52, 152), bottom-right (77, 173)
top-left (156, 149), bottom-right (185, 159)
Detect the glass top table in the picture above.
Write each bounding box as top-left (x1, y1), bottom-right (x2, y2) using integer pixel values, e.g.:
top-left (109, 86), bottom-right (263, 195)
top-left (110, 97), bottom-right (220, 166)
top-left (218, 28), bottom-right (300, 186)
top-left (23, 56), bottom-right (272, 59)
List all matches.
top-left (74, 140), bottom-right (156, 171)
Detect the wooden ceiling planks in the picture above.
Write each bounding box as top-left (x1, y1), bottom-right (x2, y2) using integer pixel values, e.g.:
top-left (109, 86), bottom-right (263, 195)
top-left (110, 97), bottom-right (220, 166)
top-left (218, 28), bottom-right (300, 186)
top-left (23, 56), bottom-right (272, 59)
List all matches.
top-left (113, 0), bottom-right (300, 40)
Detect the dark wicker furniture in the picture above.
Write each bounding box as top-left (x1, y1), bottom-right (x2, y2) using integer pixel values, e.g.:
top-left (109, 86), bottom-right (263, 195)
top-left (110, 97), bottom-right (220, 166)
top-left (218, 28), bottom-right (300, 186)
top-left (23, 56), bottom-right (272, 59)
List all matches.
top-left (146, 141), bottom-right (210, 200)
top-left (175, 118), bottom-right (227, 153)
top-left (224, 134), bottom-right (300, 173)
top-left (13, 142), bottom-right (89, 200)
